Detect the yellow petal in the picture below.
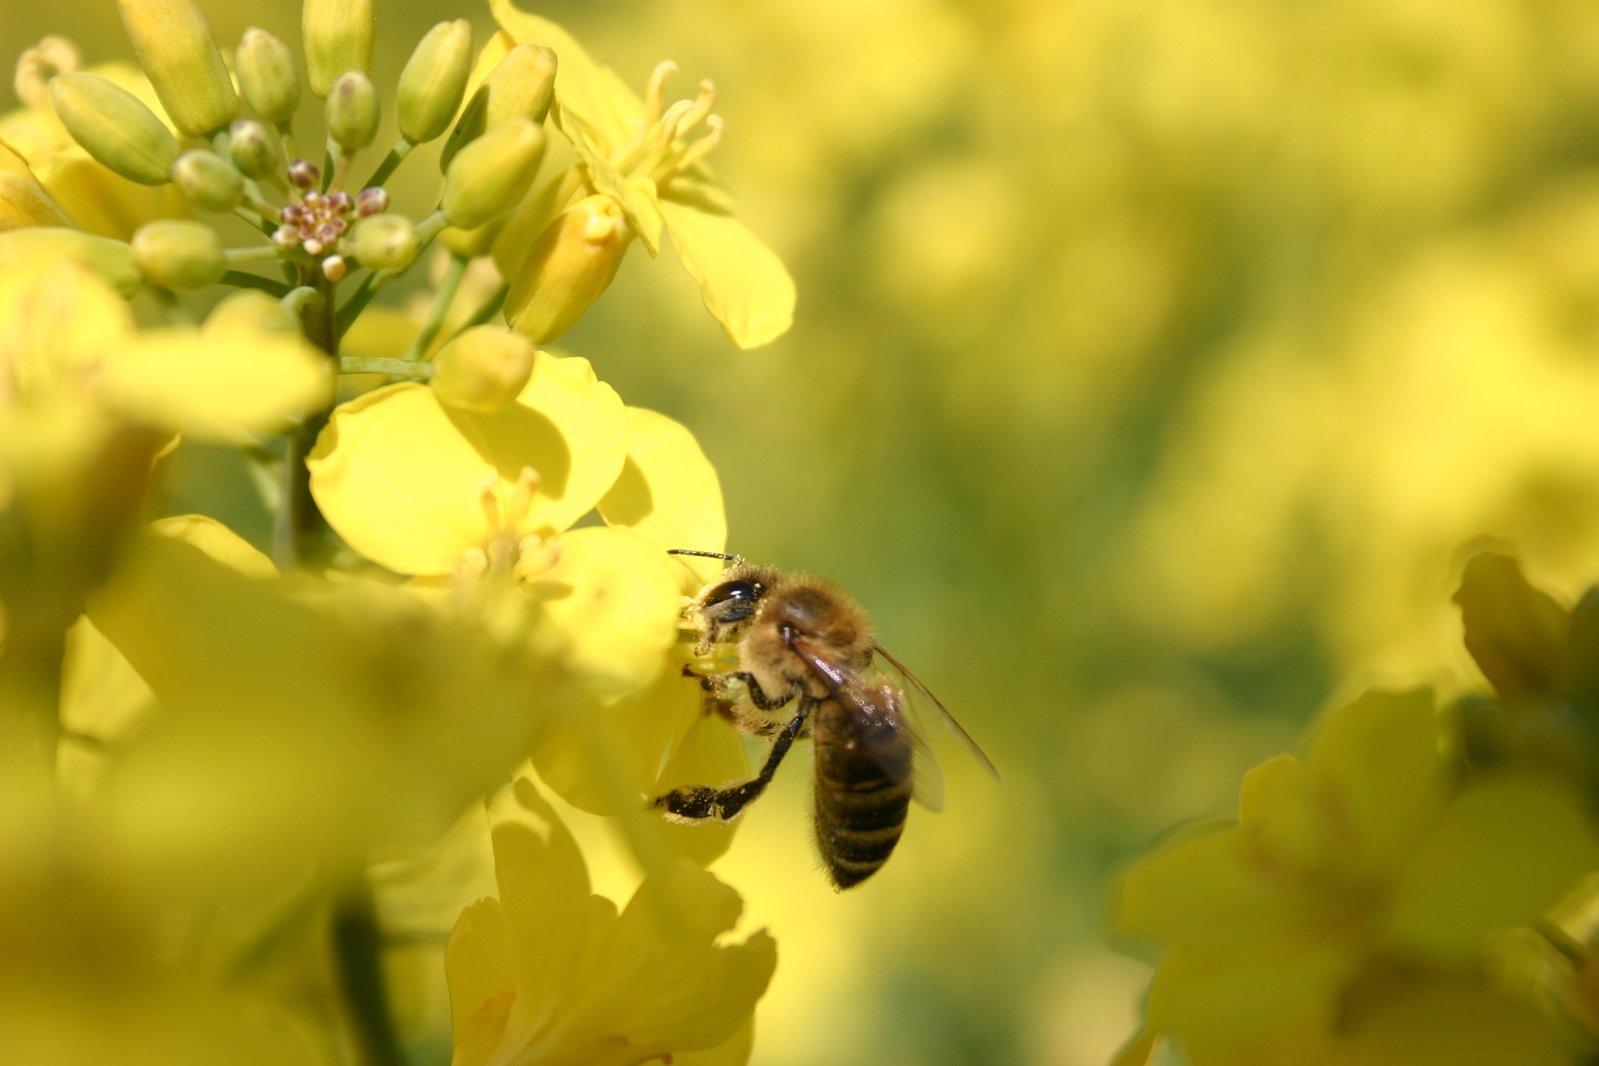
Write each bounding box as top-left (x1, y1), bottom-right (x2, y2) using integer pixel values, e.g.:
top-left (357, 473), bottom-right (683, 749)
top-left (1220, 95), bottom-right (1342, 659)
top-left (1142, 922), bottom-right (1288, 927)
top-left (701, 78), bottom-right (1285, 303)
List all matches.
top-left (309, 353), bottom-right (627, 575)
top-left (559, 109), bottom-right (663, 254)
top-left (526, 525), bottom-right (681, 701)
top-left (0, 257), bottom-right (133, 399)
top-left (445, 898), bottom-right (517, 1066)
top-left (149, 514), bottom-right (276, 577)
top-left (598, 406), bottom-right (727, 591)
top-left (486, 0), bottom-right (640, 148)
top-left (1146, 937), bottom-right (1352, 1051)
top-left (1238, 753), bottom-right (1325, 873)
top-left (1453, 552), bottom-right (1568, 704)
top-left (1112, 824), bottom-right (1305, 948)
top-left (103, 327), bottom-right (331, 438)
top-left (1305, 689), bottom-right (1448, 877)
top-left (1333, 972), bottom-right (1568, 1066)
top-left (660, 194), bottom-right (795, 349)
top-left (1386, 773), bottom-right (1599, 961)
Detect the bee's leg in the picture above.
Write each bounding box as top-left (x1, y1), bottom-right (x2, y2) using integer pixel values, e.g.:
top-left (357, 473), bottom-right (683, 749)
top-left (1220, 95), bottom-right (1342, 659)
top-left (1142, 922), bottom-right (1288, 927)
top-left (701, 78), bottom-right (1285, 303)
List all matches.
top-left (721, 671), bottom-right (792, 710)
top-left (651, 701), bottom-right (813, 821)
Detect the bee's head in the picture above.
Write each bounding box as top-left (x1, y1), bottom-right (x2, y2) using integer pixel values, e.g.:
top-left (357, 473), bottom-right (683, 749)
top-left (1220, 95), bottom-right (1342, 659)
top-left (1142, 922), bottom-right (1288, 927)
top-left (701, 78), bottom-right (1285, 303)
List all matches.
top-left (696, 569), bottom-right (771, 635)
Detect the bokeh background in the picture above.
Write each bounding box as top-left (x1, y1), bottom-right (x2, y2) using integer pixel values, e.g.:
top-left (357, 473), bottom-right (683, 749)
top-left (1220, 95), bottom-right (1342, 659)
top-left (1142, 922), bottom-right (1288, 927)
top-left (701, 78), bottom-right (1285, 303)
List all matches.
top-left (14, 1), bottom-right (1599, 1063)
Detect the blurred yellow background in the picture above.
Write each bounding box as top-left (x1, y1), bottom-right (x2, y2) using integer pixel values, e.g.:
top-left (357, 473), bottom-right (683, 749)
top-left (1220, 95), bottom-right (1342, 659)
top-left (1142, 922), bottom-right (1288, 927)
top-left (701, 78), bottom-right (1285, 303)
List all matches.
top-left (13, 0), bottom-right (1599, 1063)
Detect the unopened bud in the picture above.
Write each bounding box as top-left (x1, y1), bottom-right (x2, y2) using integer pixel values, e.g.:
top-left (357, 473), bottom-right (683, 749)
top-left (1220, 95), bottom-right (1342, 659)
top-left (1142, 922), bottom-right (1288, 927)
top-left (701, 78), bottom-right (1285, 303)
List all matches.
top-left (171, 150), bottom-right (244, 212)
top-left (117, 0), bottom-right (237, 136)
top-left (0, 143), bottom-right (71, 230)
top-left (51, 72), bottom-right (180, 186)
top-left (325, 71), bottom-right (380, 153)
top-left (205, 289), bottom-right (299, 335)
top-left (439, 44), bottom-right (556, 174)
top-left (0, 229), bottom-right (140, 296)
top-left (430, 325), bottom-right (536, 412)
top-left (504, 194), bottom-right (632, 343)
top-left (441, 117), bottom-right (545, 230)
top-left (346, 213), bottom-right (417, 270)
top-left (228, 119), bottom-right (282, 179)
top-left (437, 218), bottom-right (502, 259)
top-left (131, 219), bottom-right (225, 290)
top-left (303, 0), bottom-right (374, 97)
top-left (236, 28), bottom-right (300, 123)
top-left (396, 20), bottom-right (473, 146)
top-left (288, 159), bottom-right (320, 190)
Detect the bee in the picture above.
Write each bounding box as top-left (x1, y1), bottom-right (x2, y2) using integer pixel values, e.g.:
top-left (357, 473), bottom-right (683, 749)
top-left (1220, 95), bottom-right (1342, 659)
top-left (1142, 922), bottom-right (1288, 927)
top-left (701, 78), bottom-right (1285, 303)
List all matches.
top-left (651, 550), bottom-right (999, 889)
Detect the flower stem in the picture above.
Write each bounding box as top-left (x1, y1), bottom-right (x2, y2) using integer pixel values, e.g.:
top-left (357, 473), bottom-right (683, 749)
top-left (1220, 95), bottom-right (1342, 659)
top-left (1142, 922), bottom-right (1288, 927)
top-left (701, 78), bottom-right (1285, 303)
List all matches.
top-left (400, 255), bottom-right (467, 362)
top-left (274, 281), bottom-right (336, 569)
top-left (331, 877), bottom-right (405, 1066)
top-left (340, 356), bottom-right (436, 379)
top-left (457, 280), bottom-right (509, 332)
top-left (363, 139), bottom-right (413, 190)
top-left (221, 270), bottom-right (293, 298)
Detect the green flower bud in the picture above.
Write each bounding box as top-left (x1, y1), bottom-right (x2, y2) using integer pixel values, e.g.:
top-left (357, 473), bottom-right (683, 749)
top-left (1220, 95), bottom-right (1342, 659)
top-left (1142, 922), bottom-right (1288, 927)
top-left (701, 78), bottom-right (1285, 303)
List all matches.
top-left (131, 219), bottom-right (225, 290)
top-left (171, 150), bottom-right (244, 212)
top-left (228, 119), bottom-right (282, 179)
top-left (0, 229), bottom-right (140, 296)
top-left (347, 213), bottom-right (418, 270)
top-left (51, 72), bottom-right (180, 186)
top-left (236, 27), bottom-right (300, 124)
top-left (303, 0), bottom-right (374, 97)
top-left (504, 194), bottom-right (632, 343)
top-left (439, 44), bottom-right (557, 174)
top-left (325, 71), bottom-right (380, 153)
top-left (117, 0), bottom-right (237, 136)
top-left (396, 20), bottom-right (473, 146)
top-left (430, 325), bottom-right (536, 413)
top-left (441, 118), bottom-right (545, 230)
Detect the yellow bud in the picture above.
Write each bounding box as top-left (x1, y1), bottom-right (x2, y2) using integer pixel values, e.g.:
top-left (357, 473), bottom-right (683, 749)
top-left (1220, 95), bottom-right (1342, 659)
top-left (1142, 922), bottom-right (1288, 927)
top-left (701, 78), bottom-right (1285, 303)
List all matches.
top-left (436, 217), bottom-right (504, 259)
top-left (303, 0), bottom-right (374, 97)
top-left (397, 20), bottom-right (474, 145)
top-left (0, 229), bottom-right (140, 296)
top-left (504, 195), bottom-right (632, 343)
top-left (439, 44), bottom-right (556, 174)
top-left (171, 150), bottom-right (244, 212)
top-left (441, 117), bottom-right (545, 230)
top-left (205, 289), bottom-right (300, 335)
top-left (228, 119), bottom-right (282, 179)
top-left (131, 219), bottom-right (225, 290)
top-left (325, 71), bottom-right (380, 153)
top-left (236, 27), bottom-right (301, 124)
top-left (0, 143), bottom-right (71, 230)
top-left (117, 0), bottom-right (237, 136)
top-left (430, 325), bottom-right (536, 413)
top-left (347, 213), bottom-right (418, 270)
top-left (51, 72), bottom-right (180, 187)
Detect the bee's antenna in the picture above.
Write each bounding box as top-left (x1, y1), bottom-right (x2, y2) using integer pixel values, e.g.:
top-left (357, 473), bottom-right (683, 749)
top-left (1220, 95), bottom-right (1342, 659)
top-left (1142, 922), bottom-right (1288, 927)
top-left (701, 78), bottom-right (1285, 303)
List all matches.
top-left (667, 549), bottom-right (743, 563)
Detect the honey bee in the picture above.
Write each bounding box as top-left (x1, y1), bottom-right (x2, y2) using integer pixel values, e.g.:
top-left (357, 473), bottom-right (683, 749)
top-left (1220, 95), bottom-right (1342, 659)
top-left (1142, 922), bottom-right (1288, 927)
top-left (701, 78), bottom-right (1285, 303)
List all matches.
top-left (651, 550), bottom-right (999, 889)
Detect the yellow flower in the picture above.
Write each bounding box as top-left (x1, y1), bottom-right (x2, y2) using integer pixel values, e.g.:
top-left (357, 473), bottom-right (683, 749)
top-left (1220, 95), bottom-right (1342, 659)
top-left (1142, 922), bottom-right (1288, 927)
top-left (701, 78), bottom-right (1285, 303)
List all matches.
top-left (1113, 688), bottom-right (1599, 1063)
top-left (487, 0), bottom-right (795, 349)
top-left (446, 777), bottom-right (775, 1066)
top-left (83, 518), bottom-right (564, 895)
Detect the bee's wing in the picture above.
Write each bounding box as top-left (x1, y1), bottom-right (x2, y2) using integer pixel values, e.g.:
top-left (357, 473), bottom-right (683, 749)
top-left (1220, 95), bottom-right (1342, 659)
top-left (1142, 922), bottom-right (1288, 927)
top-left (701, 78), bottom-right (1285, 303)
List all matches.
top-left (872, 643), bottom-right (1001, 783)
top-left (788, 637), bottom-right (962, 813)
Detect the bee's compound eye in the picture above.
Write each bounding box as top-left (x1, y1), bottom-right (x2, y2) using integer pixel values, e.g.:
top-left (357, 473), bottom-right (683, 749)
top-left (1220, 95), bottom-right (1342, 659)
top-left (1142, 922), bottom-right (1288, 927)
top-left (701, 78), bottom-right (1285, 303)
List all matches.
top-left (703, 579), bottom-right (764, 625)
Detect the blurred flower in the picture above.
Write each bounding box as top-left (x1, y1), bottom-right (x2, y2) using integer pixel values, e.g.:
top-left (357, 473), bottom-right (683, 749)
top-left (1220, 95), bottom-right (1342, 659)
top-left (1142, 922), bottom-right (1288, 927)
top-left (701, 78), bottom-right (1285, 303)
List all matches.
top-left (489, 0), bottom-right (795, 349)
top-left (1113, 686), bottom-right (1599, 1063)
top-left (445, 777), bottom-right (775, 1066)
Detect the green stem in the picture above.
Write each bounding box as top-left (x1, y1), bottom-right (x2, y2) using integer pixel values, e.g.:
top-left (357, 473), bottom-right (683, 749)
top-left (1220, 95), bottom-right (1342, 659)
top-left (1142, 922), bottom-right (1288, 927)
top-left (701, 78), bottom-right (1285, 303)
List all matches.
top-left (233, 203), bottom-right (280, 238)
top-left (225, 246), bottom-right (285, 267)
top-left (273, 281), bottom-right (335, 569)
top-left (457, 281), bottom-right (509, 333)
top-left (363, 139), bottom-right (414, 190)
top-left (221, 270), bottom-right (293, 298)
top-left (340, 356), bottom-right (436, 379)
top-left (0, 614), bottom-right (65, 784)
top-left (400, 255), bottom-right (468, 362)
top-left (332, 878), bottom-right (405, 1066)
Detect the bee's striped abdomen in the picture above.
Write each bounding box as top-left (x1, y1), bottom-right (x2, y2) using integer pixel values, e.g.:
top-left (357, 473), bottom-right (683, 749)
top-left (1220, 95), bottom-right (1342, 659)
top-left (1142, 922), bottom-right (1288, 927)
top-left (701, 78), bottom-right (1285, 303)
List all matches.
top-left (812, 698), bottom-right (914, 889)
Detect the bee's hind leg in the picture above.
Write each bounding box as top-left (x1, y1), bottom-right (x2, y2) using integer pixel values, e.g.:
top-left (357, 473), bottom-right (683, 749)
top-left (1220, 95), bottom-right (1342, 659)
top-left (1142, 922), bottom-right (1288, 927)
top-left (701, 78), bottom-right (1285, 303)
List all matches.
top-left (651, 700), bottom-right (814, 821)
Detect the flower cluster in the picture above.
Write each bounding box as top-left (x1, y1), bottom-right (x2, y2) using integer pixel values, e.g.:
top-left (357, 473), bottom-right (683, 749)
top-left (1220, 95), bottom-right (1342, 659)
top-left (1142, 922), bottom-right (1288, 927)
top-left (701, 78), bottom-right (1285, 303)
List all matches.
top-left (0, 0), bottom-right (793, 1061)
top-left (1113, 553), bottom-right (1599, 1064)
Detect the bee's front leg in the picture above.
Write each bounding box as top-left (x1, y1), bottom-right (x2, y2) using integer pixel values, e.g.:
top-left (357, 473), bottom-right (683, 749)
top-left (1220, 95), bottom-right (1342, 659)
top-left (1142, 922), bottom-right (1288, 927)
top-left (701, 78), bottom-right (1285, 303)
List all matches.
top-left (651, 700), bottom-right (813, 821)
top-left (681, 664), bottom-right (794, 710)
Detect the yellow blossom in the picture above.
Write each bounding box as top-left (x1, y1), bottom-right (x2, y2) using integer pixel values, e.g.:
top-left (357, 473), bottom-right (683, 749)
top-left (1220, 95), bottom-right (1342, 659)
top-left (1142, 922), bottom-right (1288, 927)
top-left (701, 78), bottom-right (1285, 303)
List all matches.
top-left (1113, 687), bottom-right (1599, 1063)
top-left (445, 777), bottom-right (775, 1066)
top-left (488, 0), bottom-right (795, 349)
